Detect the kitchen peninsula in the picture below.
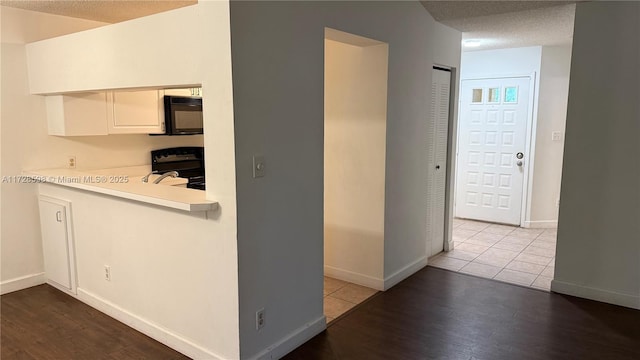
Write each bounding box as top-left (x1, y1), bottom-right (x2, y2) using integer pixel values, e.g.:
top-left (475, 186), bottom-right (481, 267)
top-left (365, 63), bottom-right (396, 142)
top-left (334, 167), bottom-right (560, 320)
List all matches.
top-left (25, 166), bottom-right (217, 212)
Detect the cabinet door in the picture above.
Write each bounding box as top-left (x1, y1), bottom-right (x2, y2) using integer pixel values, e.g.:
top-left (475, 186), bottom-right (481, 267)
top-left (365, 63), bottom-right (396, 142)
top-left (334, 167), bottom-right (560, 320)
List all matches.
top-left (108, 90), bottom-right (164, 134)
top-left (39, 196), bottom-right (76, 294)
top-left (46, 92), bottom-right (109, 136)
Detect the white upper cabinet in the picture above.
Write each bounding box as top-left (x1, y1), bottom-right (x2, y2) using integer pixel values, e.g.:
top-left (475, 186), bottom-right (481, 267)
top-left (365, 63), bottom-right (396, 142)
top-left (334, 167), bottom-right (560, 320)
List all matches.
top-left (46, 92), bottom-right (109, 136)
top-left (45, 90), bottom-right (165, 136)
top-left (108, 90), bottom-right (164, 134)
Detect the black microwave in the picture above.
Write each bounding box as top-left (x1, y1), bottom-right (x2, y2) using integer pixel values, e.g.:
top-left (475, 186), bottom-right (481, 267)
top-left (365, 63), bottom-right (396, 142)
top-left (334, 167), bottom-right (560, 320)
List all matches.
top-left (162, 96), bottom-right (203, 135)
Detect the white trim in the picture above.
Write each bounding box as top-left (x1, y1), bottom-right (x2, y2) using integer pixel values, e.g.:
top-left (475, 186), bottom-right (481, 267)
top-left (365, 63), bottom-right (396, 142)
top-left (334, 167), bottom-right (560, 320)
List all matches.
top-left (0, 273), bottom-right (46, 295)
top-left (324, 265), bottom-right (384, 291)
top-left (383, 256), bottom-right (427, 291)
top-left (551, 280), bottom-right (640, 310)
top-left (46, 280), bottom-right (78, 295)
top-left (520, 71), bottom-right (539, 228)
top-left (523, 220), bottom-right (557, 229)
top-left (461, 73), bottom-right (536, 81)
top-left (76, 288), bottom-right (223, 360)
top-left (249, 316), bottom-right (326, 360)
top-left (445, 65), bottom-right (459, 253)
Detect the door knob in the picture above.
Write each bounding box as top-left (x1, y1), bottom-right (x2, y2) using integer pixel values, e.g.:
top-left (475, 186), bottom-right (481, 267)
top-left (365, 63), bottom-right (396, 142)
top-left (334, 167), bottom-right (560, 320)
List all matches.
top-left (516, 152), bottom-right (524, 159)
top-left (435, 165), bottom-right (440, 170)
top-left (516, 160), bottom-right (523, 166)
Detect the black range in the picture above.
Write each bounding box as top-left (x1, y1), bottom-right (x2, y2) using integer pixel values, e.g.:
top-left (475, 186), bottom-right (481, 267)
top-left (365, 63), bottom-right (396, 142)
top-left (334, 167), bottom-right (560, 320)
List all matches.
top-left (151, 147), bottom-right (205, 190)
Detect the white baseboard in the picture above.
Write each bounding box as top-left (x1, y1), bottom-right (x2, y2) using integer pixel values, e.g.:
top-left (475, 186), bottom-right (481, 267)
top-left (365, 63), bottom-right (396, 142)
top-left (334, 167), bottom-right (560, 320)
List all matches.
top-left (77, 288), bottom-right (225, 359)
top-left (324, 265), bottom-right (384, 290)
top-left (250, 315), bottom-right (326, 360)
top-left (523, 220), bottom-right (557, 229)
top-left (551, 279), bottom-right (640, 310)
top-left (1, 272), bottom-right (45, 295)
top-left (383, 256), bottom-right (428, 291)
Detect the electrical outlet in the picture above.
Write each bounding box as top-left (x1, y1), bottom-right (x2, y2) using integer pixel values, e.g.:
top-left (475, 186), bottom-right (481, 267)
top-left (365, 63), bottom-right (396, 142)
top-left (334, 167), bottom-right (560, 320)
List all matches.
top-left (551, 131), bottom-right (563, 142)
top-left (256, 308), bottom-right (265, 330)
top-left (104, 265), bottom-right (111, 281)
top-left (68, 155), bottom-right (76, 169)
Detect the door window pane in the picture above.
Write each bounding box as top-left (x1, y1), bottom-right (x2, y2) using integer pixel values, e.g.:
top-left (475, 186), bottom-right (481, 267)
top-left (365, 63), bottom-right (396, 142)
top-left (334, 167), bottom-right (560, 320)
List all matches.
top-left (472, 89), bottom-right (483, 103)
top-left (488, 88), bottom-right (500, 103)
top-left (504, 87), bottom-right (518, 103)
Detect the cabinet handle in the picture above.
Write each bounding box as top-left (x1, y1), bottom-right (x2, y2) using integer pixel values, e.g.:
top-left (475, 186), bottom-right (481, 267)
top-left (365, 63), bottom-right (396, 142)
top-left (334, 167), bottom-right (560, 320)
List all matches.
top-left (56, 211), bottom-right (62, 222)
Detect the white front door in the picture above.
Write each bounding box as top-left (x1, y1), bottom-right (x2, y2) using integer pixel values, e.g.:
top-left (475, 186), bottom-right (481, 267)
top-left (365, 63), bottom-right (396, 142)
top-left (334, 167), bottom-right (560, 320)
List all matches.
top-left (427, 68), bottom-right (451, 257)
top-left (455, 77), bottom-right (531, 225)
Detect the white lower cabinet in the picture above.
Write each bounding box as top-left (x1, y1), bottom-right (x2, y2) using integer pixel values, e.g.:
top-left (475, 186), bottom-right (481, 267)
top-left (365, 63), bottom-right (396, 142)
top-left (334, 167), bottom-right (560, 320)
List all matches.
top-left (38, 196), bottom-right (77, 295)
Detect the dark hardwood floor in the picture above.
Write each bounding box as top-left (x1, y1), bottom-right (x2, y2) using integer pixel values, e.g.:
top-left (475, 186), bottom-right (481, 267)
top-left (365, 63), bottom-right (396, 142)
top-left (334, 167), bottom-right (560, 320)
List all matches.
top-left (286, 267), bottom-right (640, 360)
top-left (1, 284), bottom-right (189, 360)
top-left (3, 268), bottom-right (640, 360)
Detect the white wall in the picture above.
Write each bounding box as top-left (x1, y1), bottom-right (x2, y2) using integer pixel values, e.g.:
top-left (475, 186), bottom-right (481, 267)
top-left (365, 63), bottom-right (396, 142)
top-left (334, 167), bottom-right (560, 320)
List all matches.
top-left (26, 5), bottom-right (216, 94)
top-left (324, 37), bottom-right (388, 289)
top-left (0, 6), bottom-right (106, 291)
top-left (460, 46), bottom-right (571, 227)
top-left (531, 45), bottom-right (572, 224)
top-left (229, 1), bottom-right (461, 358)
top-left (38, 183), bottom-right (237, 359)
top-left (461, 46), bottom-right (542, 80)
top-left (23, 1), bottom-right (237, 205)
top-left (2, 3), bottom-right (240, 359)
top-left (552, 1), bottom-right (640, 309)
top-left (0, 6), bottom-right (204, 288)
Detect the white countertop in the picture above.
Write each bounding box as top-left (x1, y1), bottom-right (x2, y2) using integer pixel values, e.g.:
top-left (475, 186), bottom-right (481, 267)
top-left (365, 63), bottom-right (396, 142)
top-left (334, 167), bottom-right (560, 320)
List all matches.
top-left (24, 166), bottom-right (217, 212)
top-left (88, 165), bottom-right (189, 186)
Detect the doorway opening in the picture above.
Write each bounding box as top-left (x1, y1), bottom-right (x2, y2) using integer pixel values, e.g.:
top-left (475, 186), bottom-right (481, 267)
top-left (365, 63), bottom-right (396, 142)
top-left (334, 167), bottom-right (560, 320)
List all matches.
top-left (323, 28), bottom-right (388, 323)
top-left (430, 46), bottom-right (572, 291)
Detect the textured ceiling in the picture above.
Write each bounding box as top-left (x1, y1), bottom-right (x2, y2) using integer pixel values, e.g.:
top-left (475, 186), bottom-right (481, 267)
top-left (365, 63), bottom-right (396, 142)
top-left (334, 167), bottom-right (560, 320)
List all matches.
top-left (1, 0), bottom-right (577, 52)
top-left (421, 1), bottom-right (576, 21)
top-left (422, 0), bottom-right (578, 51)
top-left (0, 0), bottom-right (196, 23)
top-left (456, 4), bottom-right (576, 51)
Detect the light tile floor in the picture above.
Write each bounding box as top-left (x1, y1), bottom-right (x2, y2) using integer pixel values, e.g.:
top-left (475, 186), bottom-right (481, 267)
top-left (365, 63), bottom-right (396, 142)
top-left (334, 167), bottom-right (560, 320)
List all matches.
top-left (428, 218), bottom-right (556, 291)
top-left (324, 277), bottom-right (377, 323)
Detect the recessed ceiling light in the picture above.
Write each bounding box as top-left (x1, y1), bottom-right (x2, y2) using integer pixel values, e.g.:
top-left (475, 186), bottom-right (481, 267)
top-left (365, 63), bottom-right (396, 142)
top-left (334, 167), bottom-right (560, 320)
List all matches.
top-left (463, 39), bottom-right (482, 48)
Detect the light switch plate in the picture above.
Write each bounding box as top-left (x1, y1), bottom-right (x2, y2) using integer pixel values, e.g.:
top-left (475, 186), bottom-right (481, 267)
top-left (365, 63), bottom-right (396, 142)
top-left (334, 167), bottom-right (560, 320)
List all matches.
top-left (253, 155), bottom-right (265, 178)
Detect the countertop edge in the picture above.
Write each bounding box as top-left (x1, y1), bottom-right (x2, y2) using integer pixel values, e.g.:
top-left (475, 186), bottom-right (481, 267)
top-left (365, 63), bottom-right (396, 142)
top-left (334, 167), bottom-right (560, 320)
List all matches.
top-left (23, 170), bottom-right (218, 213)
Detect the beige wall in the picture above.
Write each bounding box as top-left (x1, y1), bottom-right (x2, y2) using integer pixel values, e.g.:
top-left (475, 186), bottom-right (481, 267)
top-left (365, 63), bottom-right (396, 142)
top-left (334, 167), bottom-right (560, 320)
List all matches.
top-left (324, 37), bottom-right (388, 288)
